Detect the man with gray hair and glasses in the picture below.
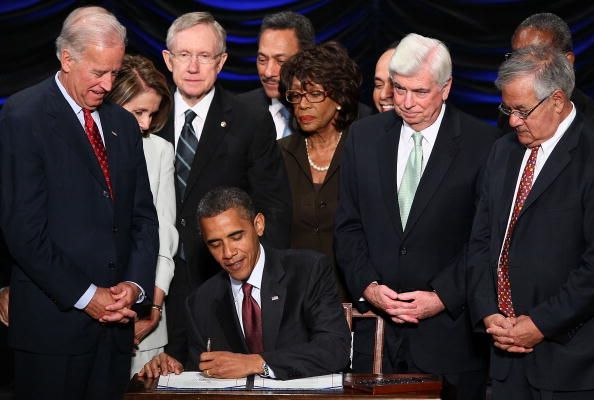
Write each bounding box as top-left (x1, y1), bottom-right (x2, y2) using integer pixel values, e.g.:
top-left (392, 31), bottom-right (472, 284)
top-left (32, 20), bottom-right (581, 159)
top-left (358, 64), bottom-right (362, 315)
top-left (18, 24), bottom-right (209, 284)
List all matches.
top-left (335, 33), bottom-right (499, 399)
top-left (154, 12), bottom-right (290, 366)
top-left (468, 46), bottom-right (594, 399)
top-left (0, 7), bottom-right (159, 399)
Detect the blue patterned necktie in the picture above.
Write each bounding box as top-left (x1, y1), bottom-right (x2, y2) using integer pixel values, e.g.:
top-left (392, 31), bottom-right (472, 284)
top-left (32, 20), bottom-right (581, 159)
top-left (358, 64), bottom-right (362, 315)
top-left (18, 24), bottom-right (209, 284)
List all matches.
top-left (279, 106), bottom-right (292, 138)
top-left (175, 109), bottom-right (198, 199)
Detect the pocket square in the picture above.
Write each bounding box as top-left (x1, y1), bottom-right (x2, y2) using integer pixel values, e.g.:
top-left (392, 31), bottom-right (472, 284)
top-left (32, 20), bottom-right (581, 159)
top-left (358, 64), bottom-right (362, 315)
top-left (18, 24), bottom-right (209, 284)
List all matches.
top-left (271, 295), bottom-right (279, 301)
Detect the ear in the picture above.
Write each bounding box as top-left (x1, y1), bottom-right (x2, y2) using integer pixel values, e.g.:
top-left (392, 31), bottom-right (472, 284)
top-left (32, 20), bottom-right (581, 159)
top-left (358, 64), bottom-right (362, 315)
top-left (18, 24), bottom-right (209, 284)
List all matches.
top-left (216, 52), bottom-right (228, 74)
top-left (61, 49), bottom-right (75, 73)
top-left (441, 78), bottom-right (452, 101)
top-left (551, 89), bottom-right (567, 113)
top-left (162, 50), bottom-right (174, 72)
top-left (565, 51), bottom-right (575, 66)
top-left (253, 213), bottom-right (265, 237)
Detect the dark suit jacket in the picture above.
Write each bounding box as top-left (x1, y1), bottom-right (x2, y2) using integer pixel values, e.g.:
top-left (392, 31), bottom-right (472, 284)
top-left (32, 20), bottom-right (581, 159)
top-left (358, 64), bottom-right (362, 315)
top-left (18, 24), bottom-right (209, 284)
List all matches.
top-left (156, 86), bottom-right (291, 286)
top-left (0, 76), bottom-right (158, 354)
top-left (335, 105), bottom-right (499, 374)
top-left (278, 131), bottom-right (349, 301)
top-left (468, 112), bottom-right (594, 391)
top-left (185, 247), bottom-right (351, 380)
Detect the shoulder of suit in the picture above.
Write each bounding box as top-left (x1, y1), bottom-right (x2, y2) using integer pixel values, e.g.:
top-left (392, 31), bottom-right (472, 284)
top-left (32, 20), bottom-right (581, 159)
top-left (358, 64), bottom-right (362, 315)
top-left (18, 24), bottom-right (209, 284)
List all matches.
top-left (2, 76), bottom-right (54, 113)
top-left (237, 87), bottom-right (268, 104)
top-left (190, 270), bottom-right (229, 302)
top-left (270, 247), bottom-right (327, 271)
top-left (144, 134), bottom-right (174, 151)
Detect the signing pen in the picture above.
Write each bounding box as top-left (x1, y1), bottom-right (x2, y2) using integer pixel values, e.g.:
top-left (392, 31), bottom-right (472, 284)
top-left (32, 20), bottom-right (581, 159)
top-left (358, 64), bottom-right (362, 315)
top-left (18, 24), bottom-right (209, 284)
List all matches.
top-left (206, 337), bottom-right (211, 352)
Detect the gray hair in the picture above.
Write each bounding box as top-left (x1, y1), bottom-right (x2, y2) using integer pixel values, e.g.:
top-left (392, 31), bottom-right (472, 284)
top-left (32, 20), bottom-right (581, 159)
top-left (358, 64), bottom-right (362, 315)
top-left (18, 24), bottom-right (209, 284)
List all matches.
top-left (260, 11), bottom-right (315, 50)
top-left (389, 33), bottom-right (452, 86)
top-left (495, 46), bottom-right (575, 100)
top-left (166, 12), bottom-right (227, 54)
top-left (513, 13), bottom-right (573, 53)
top-left (56, 8), bottom-right (126, 60)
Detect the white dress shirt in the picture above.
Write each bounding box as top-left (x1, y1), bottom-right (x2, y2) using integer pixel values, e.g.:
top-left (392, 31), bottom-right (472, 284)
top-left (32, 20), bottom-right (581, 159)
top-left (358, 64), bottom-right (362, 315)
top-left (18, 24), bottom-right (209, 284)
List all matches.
top-left (396, 104), bottom-right (446, 190)
top-left (173, 88), bottom-right (216, 152)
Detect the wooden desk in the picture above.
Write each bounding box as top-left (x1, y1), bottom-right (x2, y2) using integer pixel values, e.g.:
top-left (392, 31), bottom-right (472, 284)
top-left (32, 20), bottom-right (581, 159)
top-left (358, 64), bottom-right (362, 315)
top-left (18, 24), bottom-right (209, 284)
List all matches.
top-left (126, 374), bottom-right (441, 399)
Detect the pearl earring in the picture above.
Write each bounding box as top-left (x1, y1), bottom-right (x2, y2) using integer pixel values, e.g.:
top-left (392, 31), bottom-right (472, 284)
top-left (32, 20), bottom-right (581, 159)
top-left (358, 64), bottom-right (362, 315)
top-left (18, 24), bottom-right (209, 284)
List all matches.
top-left (336, 105), bottom-right (342, 111)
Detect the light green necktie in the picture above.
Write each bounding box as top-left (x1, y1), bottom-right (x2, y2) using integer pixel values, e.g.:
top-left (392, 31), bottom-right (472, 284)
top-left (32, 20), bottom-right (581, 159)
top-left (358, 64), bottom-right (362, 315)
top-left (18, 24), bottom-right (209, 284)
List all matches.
top-left (398, 132), bottom-right (424, 228)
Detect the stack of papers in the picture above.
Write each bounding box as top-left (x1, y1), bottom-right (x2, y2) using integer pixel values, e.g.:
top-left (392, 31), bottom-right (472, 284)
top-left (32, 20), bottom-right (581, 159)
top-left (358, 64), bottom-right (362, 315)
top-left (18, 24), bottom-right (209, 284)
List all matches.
top-left (255, 374), bottom-right (343, 391)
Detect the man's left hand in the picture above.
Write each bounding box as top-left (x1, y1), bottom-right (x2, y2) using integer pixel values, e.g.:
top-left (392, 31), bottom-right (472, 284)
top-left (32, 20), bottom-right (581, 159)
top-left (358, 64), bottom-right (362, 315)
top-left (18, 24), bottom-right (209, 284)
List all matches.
top-left (487, 314), bottom-right (544, 353)
top-left (101, 282), bottom-right (139, 323)
top-left (386, 291), bottom-right (445, 324)
top-left (199, 351), bottom-right (264, 379)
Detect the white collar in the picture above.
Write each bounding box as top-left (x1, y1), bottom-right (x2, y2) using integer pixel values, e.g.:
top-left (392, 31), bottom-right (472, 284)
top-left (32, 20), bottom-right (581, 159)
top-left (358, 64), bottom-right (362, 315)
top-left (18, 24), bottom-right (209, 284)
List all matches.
top-left (538, 102), bottom-right (576, 156)
top-left (401, 103), bottom-right (446, 146)
top-left (174, 87), bottom-right (216, 122)
top-left (230, 244), bottom-right (266, 293)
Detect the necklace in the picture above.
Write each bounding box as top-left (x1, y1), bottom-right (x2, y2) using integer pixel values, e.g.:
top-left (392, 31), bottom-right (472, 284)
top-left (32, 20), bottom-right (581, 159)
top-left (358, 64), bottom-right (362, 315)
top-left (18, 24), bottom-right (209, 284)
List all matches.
top-left (305, 131), bottom-right (343, 172)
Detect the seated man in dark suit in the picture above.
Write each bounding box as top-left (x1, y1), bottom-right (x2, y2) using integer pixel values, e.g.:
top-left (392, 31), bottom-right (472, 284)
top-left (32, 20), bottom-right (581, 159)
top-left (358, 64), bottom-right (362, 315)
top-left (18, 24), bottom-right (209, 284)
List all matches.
top-left (139, 187), bottom-right (350, 379)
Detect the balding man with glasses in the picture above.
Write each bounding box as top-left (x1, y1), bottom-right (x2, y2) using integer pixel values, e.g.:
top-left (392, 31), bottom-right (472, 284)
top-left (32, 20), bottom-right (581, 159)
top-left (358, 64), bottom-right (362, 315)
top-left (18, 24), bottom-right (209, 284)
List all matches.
top-left (154, 11), bottom-right (291, 366)
top-left (468, 46), bottom-right (594, 399)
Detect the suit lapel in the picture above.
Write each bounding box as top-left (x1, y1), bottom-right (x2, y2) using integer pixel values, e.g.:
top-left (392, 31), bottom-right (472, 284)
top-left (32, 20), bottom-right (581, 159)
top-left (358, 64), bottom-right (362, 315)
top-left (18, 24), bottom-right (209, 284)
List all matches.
top-left (260, 248), bottom-right (286, 352)
top-left (46, 79), bottom-right (111, 194)
top-left (403, 106), bottom-right (459, 238)
top-left (497, 143), bottom-right (524, 237)
top-left (99, 106), bottom-right (120, 199)
top-left (183, 87), bottom-right (230, 202)
top-left (377, 115), bottom-right (404, 235)
top-left (519, 115), bottom-right (581, 217)
top-left (216, 282), bottom-right (248, 353)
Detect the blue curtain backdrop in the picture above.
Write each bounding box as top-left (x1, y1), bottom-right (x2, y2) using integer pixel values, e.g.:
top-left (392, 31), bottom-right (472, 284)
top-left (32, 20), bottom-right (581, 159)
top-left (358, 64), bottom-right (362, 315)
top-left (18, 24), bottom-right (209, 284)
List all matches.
top-left (1, 0), bottom-right (593, 123)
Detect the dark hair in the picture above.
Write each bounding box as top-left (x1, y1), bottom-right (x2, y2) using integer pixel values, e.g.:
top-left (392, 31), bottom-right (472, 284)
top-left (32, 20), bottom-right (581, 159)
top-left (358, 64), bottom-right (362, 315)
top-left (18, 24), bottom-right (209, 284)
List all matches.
top-left (197, 187), bottom-right (256, 224)
top-left (513, 13), bottom-right (573, 53)
top-left (279, 41), bottom-right (362, 132)
top-left (260, 11), bottom-right (315, 51)
top-left (108, 54), bottom-right (172, 136)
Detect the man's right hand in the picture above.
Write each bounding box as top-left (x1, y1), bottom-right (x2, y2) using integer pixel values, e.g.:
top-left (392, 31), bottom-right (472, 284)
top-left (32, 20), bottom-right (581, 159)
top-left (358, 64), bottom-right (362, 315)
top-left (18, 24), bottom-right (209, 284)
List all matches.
top-left (362, 283), bottom-right (415, 323)
top-left (84, 287), bottom-right (136, 323)
top-left (0, 287), bottom-right (9, 326)
top-left (138, 352), bottom-right (183, 378)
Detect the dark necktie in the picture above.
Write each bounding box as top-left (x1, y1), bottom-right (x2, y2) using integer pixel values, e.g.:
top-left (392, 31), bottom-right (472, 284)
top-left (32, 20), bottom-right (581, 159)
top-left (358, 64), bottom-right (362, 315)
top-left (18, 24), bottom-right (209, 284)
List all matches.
top-left (497, 146), bottom-right (539, 317)
top-left (242, 283), bottom-right (263, 354)
top-left (82, 109), bottom-right (113, 199)
top-left (175, 110), bottom-right (198, 199)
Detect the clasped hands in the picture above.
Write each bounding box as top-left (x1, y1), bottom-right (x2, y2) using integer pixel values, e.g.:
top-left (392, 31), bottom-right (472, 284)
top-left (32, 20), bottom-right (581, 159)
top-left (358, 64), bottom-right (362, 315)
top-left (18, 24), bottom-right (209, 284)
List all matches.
top-left (84, 282), bottom-right (139, 324)
top-left (483, 313), bottom-right (544, 353)
top-left (363, 283), bottom-right (445, 324)
top-left (138, 351), bottom-right (264, 379)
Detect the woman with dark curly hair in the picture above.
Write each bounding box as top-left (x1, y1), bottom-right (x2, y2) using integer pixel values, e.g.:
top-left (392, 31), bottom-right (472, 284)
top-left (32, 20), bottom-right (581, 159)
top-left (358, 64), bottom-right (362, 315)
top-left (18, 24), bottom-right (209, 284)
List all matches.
top-left (279, 41), bottom-right (362, 300)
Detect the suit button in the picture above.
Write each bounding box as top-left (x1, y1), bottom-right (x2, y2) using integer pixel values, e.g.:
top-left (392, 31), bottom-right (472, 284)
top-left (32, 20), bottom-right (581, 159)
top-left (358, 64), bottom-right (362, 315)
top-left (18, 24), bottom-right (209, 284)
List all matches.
top-left (112, 226), bottom-right (118, 233)
top-left (180, 218), bottom-right (186, 227)
top-left (102, 190), bottom-right (110, 198)
top-left (400, 247), bottom-right (407, 255)
top-left (313, 226), bottom-right (319, 233)
top-left (319, 201), bottom-right (327, 208)
top-left (108, 262), bottom-right (116, 269)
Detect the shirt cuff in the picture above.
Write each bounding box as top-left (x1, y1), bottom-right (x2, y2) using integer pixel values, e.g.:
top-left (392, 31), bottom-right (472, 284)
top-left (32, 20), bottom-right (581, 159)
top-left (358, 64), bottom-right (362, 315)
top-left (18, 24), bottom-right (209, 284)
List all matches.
top-left (125, 281), bottom-right (145, 303)
top-left (74, 284), bottom-right (97, 309)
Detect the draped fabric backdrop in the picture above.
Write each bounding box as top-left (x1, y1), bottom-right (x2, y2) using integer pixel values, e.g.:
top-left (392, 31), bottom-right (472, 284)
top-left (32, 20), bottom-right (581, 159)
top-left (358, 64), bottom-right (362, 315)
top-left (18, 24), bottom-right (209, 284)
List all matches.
top-left (1, 0), bottom-right (593, 123)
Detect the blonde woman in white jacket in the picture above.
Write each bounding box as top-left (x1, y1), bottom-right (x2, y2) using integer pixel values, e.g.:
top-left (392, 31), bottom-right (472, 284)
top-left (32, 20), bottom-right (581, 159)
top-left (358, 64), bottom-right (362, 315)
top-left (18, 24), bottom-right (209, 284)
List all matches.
top-left (109, 54), bottom-right (178, 376)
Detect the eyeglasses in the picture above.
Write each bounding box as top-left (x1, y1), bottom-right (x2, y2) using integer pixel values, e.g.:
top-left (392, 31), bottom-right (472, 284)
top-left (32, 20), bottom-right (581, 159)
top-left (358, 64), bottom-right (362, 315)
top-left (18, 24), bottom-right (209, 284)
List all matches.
top-left (168, 51), bottom-right (223, 65)
top-left (285, 90), bottom-right (328, 104)
top-left (498, 93), bottom-right (553, 120)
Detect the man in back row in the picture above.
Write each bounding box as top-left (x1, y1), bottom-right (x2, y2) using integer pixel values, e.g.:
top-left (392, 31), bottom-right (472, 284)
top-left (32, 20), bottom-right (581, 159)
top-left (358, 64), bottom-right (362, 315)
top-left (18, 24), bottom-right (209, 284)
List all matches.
top-left (155, 12), bottom-right (291, 365)
top-left (139, 187), bottom-right (350, 380)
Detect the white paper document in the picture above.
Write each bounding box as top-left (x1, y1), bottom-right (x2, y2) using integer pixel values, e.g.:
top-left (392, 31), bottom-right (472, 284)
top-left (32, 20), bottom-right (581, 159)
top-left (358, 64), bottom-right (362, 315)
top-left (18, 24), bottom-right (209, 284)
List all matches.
top-left (254, 373), bottom-right (343, 391)
top-left (157, 372), bottom-right (246, 390)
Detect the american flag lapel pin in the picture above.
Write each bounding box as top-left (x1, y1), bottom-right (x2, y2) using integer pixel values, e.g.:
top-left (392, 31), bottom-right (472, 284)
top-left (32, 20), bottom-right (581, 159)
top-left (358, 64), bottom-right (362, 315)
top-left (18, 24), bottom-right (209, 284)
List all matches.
top-left (271, 295), bottom-right (279, 301)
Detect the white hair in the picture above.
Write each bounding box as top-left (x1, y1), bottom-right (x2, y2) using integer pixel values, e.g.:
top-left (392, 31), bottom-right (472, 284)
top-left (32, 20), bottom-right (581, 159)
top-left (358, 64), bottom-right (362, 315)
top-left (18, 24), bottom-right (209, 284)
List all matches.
top-left (166, 12), bottom-right (226, 54)
top-left (55, 9), bottom-right (126, 60)
top-left (389, 33), bottom-right (452, 85)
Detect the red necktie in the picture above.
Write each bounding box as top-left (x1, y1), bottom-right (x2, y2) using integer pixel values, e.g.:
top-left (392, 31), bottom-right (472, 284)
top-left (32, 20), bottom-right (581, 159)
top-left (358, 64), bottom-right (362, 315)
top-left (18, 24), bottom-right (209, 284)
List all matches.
top-left (83, 109), bottom-right (113, 199)
top-left (242, 283), bottom-right (263, 354)
top-left (497, 146), bottom-right (539, 317)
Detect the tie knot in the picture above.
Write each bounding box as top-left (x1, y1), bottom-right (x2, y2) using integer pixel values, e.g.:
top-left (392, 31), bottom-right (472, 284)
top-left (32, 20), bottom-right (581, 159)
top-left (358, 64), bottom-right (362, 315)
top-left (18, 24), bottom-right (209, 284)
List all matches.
top-left (412, 132), bottom-right (423, 147)
top-left (184, 109), bottom-right (197, 124)
top-left (242, 282), bottom-right (253, 297)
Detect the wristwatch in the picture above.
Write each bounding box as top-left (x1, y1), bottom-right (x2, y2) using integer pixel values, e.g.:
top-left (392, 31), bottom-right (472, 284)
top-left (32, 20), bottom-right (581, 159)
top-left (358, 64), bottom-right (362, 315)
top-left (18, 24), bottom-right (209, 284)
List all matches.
top-left (261, 361), bottom-right (271, 378)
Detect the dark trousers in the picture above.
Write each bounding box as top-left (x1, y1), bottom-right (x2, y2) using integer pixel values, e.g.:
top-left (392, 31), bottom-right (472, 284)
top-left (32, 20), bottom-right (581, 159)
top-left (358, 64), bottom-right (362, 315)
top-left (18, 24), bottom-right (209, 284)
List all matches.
top-left (492, 357), bottom-right (594, 400)
top-left (378, 329), bottom-right (487, 400)
top-left (14, 328), bottom-right (130, 400)
top-left (165, 257), bottom-right (191, 364)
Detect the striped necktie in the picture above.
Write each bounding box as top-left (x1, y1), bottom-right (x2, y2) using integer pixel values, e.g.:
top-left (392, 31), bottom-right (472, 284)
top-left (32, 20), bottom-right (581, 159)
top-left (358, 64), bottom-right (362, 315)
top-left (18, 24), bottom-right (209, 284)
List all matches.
top-left (278, 106), bottom-right (292, 138)
top-left (398, 132), bottom-right (423, 228)
top-left (175, 110), bottom-right (198, 199)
